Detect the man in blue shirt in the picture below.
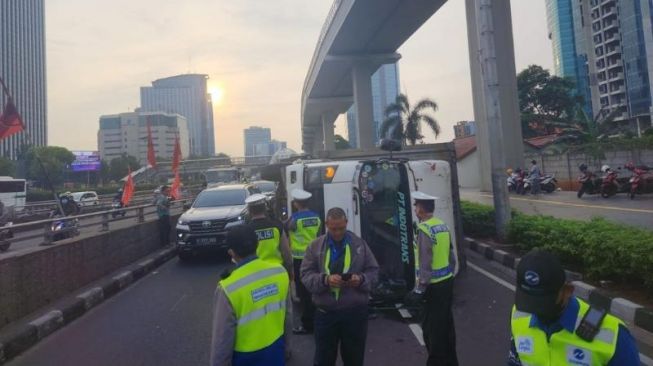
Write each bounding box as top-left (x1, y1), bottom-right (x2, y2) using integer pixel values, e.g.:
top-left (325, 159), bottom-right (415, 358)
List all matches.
top-left (508, 249), bottom-right (640, 365)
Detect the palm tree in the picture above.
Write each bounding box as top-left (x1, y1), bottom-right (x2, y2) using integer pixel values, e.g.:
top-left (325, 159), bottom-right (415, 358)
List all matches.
top-left (380, 94), bottom-right (440, 145)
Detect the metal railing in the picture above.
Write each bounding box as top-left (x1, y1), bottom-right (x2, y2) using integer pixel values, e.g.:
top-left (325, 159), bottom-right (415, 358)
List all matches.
top-left (0, 197), bottom-right (195, 253)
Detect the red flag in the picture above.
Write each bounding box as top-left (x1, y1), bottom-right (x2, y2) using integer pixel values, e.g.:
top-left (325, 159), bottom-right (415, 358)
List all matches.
top-left (121, 168), bottom-right (135, 206)
top-left (0, 99), bottom-right (25, 140)
top-left (147, 119), bottom-right (157, 168)
top-left (172, 135), bottom-right (182, 173)
top-left (171, 170), bottom-right (181, 200)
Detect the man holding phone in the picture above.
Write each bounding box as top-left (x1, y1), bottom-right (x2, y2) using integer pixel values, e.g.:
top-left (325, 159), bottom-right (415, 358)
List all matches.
top-left (301, 207), bottom-right (379, 366)
top-left (508, 249), bottom-right (640, 365)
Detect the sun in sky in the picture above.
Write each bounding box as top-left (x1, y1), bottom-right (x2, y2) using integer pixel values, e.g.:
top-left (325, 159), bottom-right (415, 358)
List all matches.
top-left (209, 85), bottom-right (225, 105)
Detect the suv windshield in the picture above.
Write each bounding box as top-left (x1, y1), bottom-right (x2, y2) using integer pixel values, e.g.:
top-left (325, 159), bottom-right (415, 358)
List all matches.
top-left (193, 189), bottom-right (247, 208)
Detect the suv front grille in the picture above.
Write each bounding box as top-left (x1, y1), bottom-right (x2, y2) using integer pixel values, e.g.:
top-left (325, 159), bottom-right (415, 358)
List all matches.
top-left (189, 219), bottom-right (228, 234)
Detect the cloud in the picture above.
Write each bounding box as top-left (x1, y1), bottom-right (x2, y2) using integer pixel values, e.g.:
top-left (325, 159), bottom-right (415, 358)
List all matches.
top-left (46, 0), bottom-right (552, 155)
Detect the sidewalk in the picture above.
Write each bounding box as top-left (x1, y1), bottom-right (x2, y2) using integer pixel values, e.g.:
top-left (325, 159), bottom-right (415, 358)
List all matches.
top-left (460, 188), bottom-right (653, 230)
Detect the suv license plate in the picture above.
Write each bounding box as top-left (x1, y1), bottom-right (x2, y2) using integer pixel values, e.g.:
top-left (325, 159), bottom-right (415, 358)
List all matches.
top-left (196, 237), bottom-right (217, 245)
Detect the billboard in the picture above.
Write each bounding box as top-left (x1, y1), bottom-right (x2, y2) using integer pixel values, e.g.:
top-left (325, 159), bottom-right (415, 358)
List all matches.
top-left (71, 151), bottom-right (101, 172)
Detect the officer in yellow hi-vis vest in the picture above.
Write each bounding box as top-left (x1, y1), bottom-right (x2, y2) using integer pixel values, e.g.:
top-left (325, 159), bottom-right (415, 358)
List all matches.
top-left (245, 194), bottom-right (292, 274)
top-left (286, 188), bottom-right (321, 335)
top-left (508, 249), bottom-right (640, 366)
top-left (210, 224), bottom-right (291, 366)
top-left (404, 192), bottom-right (459, 366)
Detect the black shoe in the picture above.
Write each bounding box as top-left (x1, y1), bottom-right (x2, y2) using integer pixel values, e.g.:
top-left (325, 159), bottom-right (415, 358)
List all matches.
top-left (292, 326), bottom-right (313, 335)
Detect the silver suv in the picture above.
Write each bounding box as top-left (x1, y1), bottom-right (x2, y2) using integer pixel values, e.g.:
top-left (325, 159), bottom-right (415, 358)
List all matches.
top-left (175, 184), bottom-right (260, 260)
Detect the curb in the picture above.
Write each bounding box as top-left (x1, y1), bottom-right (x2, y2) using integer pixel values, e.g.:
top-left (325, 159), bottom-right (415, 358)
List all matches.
top-left (0, 247), bottom-right (176, 365)
top-left (465, 237), bottom-right (653, 334)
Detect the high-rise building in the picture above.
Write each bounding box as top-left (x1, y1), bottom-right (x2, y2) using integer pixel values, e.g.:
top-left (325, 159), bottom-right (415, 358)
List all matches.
top-left (453, 121), bottom-right (477, 139)
top-left (140, 74), bottom-right (215, 157)
top-left (347, 63), bottom-right (400, 149)
top-left (550, 0), bottom-right (653, 132)
top-left (546, 0), bottom-right (593, 116)
top-left (244, 127), bottom-right (271, 157)
top-left (0, 0), bottom-right (47, 158)
top-left (98, 111), bottom-right (190, 164)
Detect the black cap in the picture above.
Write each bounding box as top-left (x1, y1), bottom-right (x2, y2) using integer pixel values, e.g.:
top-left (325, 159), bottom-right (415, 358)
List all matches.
top-left (515, 249), bottom-right (566, 315)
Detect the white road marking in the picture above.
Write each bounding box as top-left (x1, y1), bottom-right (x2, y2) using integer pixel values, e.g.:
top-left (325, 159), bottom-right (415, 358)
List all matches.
top-left (469, 260), bottom-right (653, 365)
top-left (409, 324), bottom-right (425, 346)
top-left (170, 294), bottom-right (187, 312)
top-left (468, 261), bottom-right (516, 292)
top-left (398, 308), bottom-right (412, 319)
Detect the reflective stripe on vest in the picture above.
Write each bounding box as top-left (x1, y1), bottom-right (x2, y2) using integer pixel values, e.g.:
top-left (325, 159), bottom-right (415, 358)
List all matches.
top-left (255, 226), bottom-right (283, 265)
top-left (414, 217), bottom-right (453, 284)
top-left (290, 215), bottom-right (321, 258)
top-left (324, 243), bottom-right (351, 301)
top-left (219, 259), bottom-right (289, 353)
top-left (510, 299), bottom-right (621, 366)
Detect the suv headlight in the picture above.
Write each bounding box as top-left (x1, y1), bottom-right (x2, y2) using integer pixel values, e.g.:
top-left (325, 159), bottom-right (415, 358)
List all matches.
top-left (225, 216), bottom-right (245, 229)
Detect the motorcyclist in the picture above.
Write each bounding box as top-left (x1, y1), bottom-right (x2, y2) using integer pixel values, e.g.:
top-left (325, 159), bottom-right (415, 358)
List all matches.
top-left (114, 188), bottom-right (124, 207)
top-left (58, 192), bottom-right (79, 216)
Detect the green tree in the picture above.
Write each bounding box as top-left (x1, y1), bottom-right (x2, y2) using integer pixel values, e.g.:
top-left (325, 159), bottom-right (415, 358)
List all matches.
top-left (109, 154), bottom-right (141, 182)
top-left (380, 94), bottom-right (440, 145)
top-left (0, 157), bottom-right (15, 176)
top-left (334, 135), bottom-right (351, 150)
top-left (24, 146), bottom-right (76, 187)
top-left (518, 65), bottom-right (582, 136)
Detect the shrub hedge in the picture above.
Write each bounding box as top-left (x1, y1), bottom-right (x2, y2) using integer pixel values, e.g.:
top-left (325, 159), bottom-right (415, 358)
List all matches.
top-left (461, 200), bottom-right (653, 290)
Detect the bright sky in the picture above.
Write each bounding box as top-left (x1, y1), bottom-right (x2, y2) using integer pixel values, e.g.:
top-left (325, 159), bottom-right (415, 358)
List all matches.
top-left (47, 0), bottom-right (553, 157)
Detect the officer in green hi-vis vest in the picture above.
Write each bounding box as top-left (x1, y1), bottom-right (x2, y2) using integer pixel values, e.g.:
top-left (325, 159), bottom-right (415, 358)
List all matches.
top-left (245, 194), bottom-right (293, 274)
top-left (210, 224), bottom-right (292, 366)
top-left (286, 188), bottom-right (321, 335)
top-left (508, 249), bottom-right (640, 366)
top-left (404, 191), bottom-right (458, 366)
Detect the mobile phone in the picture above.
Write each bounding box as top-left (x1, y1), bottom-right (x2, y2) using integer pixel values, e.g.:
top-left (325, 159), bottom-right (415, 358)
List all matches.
top-left (341, 273), bottom-right (352, 281)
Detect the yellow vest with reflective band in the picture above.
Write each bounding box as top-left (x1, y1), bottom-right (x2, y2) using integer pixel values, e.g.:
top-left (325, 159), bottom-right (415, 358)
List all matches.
top-left (324, 242), bottom-right (351, 301)
top-left (255, 226), bottom-right (282, 265)
top-left (290, 214), bottom-right (321, 259)
top-left (219, 258), bottom-right (289, 353)
top-left (415, 217), bottom-right (453, 284)
top-left (510, 298), bottom-right (621, 366)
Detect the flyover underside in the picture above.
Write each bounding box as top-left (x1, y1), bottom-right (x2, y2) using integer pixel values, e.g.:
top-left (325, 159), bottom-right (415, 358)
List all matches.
top-left (302, 0), bottom-right (447, 152)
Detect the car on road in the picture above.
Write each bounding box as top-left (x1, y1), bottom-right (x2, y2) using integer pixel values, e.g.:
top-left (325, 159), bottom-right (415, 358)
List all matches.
top-left (71, 191), bottom-right (99, 207)
top-left (175, 184), bottom-right (260, 260)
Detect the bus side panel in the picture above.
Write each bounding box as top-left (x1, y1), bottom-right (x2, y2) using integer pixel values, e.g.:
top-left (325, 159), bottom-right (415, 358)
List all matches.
top-left (408, 161), bottom-right (459, 275)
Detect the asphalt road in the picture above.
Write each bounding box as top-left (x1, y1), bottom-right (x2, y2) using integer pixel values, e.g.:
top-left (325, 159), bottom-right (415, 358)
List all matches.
top-left (8, 251), bottom-right (518, 366)
top-left (461, 188), bottom-right (653, 230)
top-left (0, 204), bottom-right (184, 261)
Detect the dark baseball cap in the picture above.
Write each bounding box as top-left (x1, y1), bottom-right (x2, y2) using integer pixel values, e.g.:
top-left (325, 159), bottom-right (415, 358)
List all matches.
top-left (515, 249), bottom-right (566, 315)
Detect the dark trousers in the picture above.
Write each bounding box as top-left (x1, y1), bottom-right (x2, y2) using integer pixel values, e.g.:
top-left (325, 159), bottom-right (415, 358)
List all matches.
top-left (314, 306), bottom-right (368, 366)
top-left (422, 278), bottom-right (458, 366)
top-left (158, 215), bottom-right (171, 246)
top-left (293, 258), bottom-right (315, 330)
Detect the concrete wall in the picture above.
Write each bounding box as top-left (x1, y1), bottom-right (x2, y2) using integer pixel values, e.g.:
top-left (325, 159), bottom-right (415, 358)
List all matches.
top-left (458, 151), bottom-right (481, 189)
top-left (0, 216), bottom-right (179, 328)
top-left (525, 149), bottom-right (653, 190)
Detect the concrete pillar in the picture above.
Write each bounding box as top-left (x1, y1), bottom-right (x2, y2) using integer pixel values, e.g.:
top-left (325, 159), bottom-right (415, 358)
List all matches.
top-left (466, 0), bottom-right (524, 191)
top-left (313, 126), bottom-right (324, 156)
top-left (352, 62), bottom-right (375, 149)
top-left (322, 114), bottom-right (335, 151)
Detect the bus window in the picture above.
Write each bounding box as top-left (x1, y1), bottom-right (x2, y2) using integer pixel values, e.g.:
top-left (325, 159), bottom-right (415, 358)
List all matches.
top-left (0, 181), bottom-right (25, 193)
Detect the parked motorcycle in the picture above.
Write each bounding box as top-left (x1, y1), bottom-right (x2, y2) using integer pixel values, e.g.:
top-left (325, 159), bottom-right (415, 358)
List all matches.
top-left (111, 199), bottom-right (126, 218)
top-left (0, 222), bottom-right (14, 252)
top-left (625, 162), bottom-right (653, 199)
top-left (523, 174), bottom-right (557, 194)
top-left (600, 165), bottom-right (621, 198)
top-left (577, 164), bottom-right (602, 198)
top-left (507, 168), bottom-right (526, 194)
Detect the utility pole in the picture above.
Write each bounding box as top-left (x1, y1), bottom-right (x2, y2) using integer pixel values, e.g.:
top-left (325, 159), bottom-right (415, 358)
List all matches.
top-left (474, 0), bottom-right (511, 239)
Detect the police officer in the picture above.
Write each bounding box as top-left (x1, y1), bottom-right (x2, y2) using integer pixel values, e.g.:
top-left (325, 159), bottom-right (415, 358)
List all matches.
top-left (509, 249), bottom-right (640, 365)
top-left (286, 188), bottom-right (321, 334)
top-left (210, 224), bottom-right (292, 366)
top-left (405, 192), bottom-right (458, 366)
top-left (245, 194), bottom-right (293, 273)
